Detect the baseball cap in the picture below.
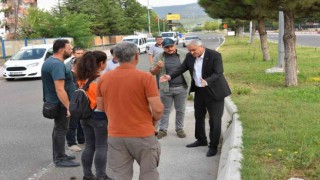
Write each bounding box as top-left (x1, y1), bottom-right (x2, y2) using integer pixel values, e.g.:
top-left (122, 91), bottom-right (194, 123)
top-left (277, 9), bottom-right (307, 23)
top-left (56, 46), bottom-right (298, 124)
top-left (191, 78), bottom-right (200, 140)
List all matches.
top-left (162, 38), bottom-right (175, 47)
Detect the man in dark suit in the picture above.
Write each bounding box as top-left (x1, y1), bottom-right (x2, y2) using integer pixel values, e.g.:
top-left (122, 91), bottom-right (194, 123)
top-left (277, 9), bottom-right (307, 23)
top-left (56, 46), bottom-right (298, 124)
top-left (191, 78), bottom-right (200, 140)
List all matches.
top-left (160, 39), bottom-right (231, 157)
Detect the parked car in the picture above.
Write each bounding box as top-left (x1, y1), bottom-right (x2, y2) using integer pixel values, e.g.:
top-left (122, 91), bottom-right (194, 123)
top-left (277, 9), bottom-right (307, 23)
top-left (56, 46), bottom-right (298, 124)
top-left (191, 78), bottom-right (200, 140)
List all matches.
top-left (183, 36), bottom-right (200, 47)
top-left (122, 35), bottom-right (147, 54)
top-left (2, 44), bottom-right (53, 80)
top-left (146, 38), bottom-right (156, 52)
top-left (161, 31), bottom-right (178, 44)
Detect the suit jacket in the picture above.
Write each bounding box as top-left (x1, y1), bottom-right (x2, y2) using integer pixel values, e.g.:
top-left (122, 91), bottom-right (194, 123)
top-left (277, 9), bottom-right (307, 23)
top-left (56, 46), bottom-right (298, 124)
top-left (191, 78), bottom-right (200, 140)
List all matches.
top-left (169, 48), bottom-right (231, 100)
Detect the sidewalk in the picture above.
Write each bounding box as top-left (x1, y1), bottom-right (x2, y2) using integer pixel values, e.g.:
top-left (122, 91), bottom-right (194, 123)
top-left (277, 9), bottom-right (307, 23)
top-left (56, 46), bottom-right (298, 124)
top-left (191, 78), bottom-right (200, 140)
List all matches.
top-left (32, 100), bottom-right (226, 180)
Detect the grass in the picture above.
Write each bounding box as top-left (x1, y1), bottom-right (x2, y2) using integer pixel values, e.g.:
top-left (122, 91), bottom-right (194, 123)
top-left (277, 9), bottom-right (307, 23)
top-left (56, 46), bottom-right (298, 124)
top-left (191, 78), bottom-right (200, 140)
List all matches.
top-left (220, 36), bottom-right (320, 179)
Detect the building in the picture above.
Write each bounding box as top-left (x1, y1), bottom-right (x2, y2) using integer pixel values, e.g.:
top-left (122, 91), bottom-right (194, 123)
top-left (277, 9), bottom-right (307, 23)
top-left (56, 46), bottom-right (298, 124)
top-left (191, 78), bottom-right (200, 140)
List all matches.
top-left (0, 0), bottom-right (37, 39)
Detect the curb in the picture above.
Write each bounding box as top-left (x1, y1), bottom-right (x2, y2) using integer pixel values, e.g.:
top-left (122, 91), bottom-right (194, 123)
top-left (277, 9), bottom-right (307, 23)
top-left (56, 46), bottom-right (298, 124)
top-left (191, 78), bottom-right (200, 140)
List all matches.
top-left (218, 97), bottom-right (243, 180)
top-left (216, 36), bottom-right (243, 180)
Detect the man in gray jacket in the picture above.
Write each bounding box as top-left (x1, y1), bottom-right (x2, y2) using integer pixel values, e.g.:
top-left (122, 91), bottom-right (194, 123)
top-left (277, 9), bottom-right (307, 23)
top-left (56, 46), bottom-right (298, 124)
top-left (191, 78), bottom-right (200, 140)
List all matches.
top-left (150, 38), bottom-right (191, 139)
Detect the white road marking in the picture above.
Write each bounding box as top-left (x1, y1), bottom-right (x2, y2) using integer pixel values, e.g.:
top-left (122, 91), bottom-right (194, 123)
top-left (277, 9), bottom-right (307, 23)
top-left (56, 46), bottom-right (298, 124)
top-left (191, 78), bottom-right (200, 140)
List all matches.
top-left (27, 150), bottom-right (74, 180)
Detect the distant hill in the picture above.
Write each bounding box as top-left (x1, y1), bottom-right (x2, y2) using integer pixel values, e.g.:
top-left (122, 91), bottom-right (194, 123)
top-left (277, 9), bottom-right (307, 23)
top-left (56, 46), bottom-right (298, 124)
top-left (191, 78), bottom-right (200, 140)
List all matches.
top-left (153, 3), bottom-right (213, 30)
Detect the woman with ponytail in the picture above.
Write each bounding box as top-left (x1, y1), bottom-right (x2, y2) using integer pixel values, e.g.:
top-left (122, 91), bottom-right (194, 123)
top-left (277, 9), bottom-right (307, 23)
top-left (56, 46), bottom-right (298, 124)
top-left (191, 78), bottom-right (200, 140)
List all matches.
top-left (75, 51), bottom-right (111, 180)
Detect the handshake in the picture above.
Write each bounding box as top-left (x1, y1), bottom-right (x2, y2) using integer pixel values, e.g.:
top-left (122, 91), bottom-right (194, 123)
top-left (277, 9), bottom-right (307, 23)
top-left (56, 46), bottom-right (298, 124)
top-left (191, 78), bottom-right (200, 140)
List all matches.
top-left (159, 74), bottom-right (171, 83)
top-left (160, 75), bottom-right (208, 87)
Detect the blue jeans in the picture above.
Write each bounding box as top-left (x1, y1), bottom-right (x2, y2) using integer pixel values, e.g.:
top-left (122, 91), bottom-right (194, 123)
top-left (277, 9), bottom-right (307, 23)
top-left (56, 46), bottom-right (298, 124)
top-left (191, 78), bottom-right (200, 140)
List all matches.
top-left (81, 111), bottom-right (108, 178)
top-left (52, 106), bottom-right (69, 162)
top-left (66, 116), bottom-right (85, 146)
top-left (159, 86), bottom-right (188, 132)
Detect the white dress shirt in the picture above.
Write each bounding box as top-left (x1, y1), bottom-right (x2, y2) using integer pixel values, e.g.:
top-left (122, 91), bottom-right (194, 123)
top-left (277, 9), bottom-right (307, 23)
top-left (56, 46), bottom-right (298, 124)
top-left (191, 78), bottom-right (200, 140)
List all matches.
top-left (193, 51), bottom-right (205, 87)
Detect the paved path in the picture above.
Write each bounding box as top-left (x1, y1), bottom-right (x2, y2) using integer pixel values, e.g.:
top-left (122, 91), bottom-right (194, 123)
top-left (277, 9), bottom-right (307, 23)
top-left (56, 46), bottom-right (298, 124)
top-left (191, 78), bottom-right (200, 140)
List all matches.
top-left (32, 101), bottom-right (223, 180)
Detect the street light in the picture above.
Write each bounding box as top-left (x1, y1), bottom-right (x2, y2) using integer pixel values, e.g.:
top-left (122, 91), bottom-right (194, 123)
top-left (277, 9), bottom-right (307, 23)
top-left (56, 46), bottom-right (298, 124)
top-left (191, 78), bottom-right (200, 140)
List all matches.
top-left (147, 0), bottom-right (152, 36)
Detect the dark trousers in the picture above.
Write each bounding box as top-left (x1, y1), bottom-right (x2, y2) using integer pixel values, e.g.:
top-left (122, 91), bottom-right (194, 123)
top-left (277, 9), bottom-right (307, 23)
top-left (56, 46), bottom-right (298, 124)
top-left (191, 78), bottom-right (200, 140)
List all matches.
top-left (66, 116), bottom-right (85, 146)
top-left (81, 112), bottom-right (108, 178)
top-left (52, 106), bottom-right (69, 162)
top-left (194, 87), bottom-right (224, 149)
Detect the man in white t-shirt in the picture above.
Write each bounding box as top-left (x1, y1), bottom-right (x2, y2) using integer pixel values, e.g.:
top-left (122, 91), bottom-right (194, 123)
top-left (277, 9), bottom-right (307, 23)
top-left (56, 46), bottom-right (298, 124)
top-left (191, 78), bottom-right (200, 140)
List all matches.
top-left (148, 36), bottom-right (164, 66)
top-left (102, 47), bottom-right (119, 73)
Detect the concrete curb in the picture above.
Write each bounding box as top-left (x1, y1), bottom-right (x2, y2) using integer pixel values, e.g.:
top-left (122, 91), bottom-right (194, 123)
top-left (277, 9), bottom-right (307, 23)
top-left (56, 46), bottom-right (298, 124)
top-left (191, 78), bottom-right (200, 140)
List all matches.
top-left (217, 97), bottom-right (243, 180)
top-left (215, 36), bottom-right (243, 180)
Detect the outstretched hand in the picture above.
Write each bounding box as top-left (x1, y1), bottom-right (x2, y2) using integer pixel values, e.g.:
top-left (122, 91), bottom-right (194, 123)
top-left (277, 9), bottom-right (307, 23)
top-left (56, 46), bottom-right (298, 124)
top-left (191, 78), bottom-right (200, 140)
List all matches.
top-left (159, 74), bottom-right (170, 83)
top-left (157, 60), bottom-right (164, 68)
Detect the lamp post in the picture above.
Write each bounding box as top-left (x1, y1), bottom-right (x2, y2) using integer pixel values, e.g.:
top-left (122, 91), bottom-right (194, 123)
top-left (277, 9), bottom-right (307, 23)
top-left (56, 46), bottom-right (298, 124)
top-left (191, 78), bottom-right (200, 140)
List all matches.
top-left (157, 16), bottom-right (160, 35)
top-left (147, 0), bottom-right (151, 36)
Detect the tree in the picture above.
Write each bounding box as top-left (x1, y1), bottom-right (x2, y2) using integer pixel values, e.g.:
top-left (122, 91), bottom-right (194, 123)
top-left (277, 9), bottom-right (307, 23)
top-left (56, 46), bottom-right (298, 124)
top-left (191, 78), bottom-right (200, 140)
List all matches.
top-left (203, 21), bottom-right (220, 31)
top-left (19, 7), bottom-right (93, 47)
top-left (199, 0), bottom-right (272, 61)
top-left (119, 0), bottom-right (147, 34)
top-left (253, 0), bottom-right (320, 86)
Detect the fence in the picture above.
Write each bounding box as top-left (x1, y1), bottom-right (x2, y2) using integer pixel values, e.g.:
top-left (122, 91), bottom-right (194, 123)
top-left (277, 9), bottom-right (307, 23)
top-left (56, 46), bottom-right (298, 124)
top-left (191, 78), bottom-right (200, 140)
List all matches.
top-left (0, 35), bottom-right (125, 59)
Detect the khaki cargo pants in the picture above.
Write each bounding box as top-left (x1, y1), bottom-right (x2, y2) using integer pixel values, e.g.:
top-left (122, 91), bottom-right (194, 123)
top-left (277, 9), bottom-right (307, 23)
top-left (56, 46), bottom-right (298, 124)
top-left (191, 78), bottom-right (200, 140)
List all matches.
top-left (108, 135), bottom-right (161, 180)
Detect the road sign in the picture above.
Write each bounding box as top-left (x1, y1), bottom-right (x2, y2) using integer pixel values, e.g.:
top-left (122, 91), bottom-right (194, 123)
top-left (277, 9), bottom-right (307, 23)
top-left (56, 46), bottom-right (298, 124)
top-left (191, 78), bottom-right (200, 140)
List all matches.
top-left (166, 14), bottom-right (181, 20)
top-left (223, 24), bottom-right (228, 29)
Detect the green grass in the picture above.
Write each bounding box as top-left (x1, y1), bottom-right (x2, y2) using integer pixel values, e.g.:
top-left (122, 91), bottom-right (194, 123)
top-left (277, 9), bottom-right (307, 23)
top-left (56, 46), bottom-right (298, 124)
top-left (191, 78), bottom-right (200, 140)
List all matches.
top-left (220, 36), bottom-right (320, 179)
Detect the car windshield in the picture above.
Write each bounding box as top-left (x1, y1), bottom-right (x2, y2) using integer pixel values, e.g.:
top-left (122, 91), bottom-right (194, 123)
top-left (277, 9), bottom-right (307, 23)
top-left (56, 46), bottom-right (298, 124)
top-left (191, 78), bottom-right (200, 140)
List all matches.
top-left (162, 33), bottom-right (174, 37)
top-left (185, 37), bottom-right (199, 40)
top-left (123, 38), bottom-right (138, 44)
top-left (11, 48), bottom-right (46, 60)
top-left (147, 39), bottom-right (155, 42)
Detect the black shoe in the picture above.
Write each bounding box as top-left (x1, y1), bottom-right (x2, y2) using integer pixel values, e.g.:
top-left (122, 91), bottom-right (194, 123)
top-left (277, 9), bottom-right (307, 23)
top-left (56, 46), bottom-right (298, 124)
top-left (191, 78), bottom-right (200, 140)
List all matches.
top-left (83, 173), bottom-right (96, 180)
top-left (206, 148), bottom-right (218, 157)
top-left (96, 175), bottom-right (113, 180)
top-left (63, 154), bottom-right (76, 160)
top-left (55, 160), bottom-right (80, 167)
top-left (186, 140), bottom-right (208, 148)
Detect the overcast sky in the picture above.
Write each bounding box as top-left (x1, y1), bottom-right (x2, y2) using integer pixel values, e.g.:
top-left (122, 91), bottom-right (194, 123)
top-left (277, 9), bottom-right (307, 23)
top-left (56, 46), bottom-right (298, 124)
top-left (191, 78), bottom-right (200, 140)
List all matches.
top-left (37, 0), bottom-right (199, 10)
top-left (137, 0), bottom-right (198, 7)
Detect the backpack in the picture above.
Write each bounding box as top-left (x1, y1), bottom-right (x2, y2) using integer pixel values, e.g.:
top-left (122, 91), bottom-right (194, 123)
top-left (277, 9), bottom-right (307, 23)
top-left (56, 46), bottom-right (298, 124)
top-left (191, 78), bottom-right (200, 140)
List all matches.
top-left (69, 80), bottom-right (95, 119)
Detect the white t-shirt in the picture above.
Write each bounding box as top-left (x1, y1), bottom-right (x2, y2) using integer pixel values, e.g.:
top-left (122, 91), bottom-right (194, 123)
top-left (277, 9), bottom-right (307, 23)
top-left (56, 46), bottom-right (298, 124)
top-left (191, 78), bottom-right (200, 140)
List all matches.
top-left (102, 59), bottom-right (119, 74)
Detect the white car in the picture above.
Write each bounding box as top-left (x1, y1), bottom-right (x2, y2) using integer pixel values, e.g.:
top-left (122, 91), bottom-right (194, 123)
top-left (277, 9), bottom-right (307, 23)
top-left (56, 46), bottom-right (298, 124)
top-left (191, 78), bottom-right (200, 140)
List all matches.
top-left (161, 31), bottom-right (178, 44)
top-left (2, 44), bottom-right (53, 80)
top-left (146, 38), bottom-right (156, 52)
top-left (183, 36), bottom-right (200, 47)
top-left (122, 35), bottom-right (147, 54)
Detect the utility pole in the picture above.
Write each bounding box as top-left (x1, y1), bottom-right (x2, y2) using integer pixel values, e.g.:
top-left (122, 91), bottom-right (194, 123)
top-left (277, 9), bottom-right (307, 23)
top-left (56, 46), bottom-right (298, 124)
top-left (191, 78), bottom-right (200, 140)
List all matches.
top-left (147, 0), bottom-right (151, 36)
top-left (157, 16), bottom-right (160, 35)
top-left (163, 18), bottom-right (165, 32)
top-left (265, 11), bottom-right (285, 73)
top-left (277, 11), bottom-right (285, 68)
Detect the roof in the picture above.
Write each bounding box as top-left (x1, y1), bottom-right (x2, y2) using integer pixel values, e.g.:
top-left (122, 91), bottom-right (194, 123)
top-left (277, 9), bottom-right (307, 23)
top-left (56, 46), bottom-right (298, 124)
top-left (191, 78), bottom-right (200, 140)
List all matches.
top-left (21, 44), bottom-right (53, 49)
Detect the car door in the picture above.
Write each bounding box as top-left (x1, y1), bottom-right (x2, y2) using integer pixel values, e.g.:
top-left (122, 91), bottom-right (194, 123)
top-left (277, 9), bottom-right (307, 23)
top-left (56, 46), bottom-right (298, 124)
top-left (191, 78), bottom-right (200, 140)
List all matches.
top-left (141, 38), bottom-right (147, 52)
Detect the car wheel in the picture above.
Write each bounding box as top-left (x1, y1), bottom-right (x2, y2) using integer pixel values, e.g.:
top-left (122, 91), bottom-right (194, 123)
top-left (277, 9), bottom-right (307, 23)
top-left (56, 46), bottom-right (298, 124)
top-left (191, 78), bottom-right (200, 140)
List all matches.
top-left (138, 48), bottom-right (141, 54)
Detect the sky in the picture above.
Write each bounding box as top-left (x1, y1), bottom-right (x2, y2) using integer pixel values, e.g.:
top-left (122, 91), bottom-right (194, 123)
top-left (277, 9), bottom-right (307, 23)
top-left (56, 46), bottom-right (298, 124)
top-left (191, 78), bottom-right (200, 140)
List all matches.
top-left (137, 0), bottom-right (198, 7)
top-left (37, 0), bottom-right (199, 10)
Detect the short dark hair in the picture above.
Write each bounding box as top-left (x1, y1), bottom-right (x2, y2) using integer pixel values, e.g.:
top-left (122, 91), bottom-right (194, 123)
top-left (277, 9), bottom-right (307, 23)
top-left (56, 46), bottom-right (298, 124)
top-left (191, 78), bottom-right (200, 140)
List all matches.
top-left (72, 46), bottom-right (83, 53)
top-left (110, 47), bottom-right (114, 55)
top-left (53, 39), bottom-right (70, 53)
top-left (155, 36), bottom-right (162, 40)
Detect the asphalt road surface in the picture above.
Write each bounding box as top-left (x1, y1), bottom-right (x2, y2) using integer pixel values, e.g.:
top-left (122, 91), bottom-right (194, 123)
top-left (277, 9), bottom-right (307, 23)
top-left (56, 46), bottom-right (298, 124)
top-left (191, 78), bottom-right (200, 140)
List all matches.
top-left (266, 32), bottom-right (320, 47)
top-left (0, 33), bottom-right (224, 180)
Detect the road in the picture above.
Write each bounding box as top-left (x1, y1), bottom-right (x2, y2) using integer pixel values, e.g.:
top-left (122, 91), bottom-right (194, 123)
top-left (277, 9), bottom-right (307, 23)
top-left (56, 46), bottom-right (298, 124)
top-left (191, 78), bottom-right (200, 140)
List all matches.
top-left (266, 32), bottom-right (320, 47)
top-left (0, 33), bottom-right (224, 180)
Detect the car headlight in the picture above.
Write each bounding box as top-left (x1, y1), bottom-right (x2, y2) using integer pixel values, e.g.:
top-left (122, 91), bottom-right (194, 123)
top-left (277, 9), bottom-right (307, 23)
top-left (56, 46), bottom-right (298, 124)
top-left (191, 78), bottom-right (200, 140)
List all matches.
top-left (3, 64), bottom-right (7, 69)
top-left (27, 62), bottom-right (39, 67)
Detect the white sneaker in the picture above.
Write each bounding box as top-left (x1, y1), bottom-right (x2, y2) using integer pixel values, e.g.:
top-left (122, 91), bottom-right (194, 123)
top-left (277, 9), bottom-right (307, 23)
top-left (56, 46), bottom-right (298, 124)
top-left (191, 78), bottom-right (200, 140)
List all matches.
top-left (68, 145), bottom-right (82, 152)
